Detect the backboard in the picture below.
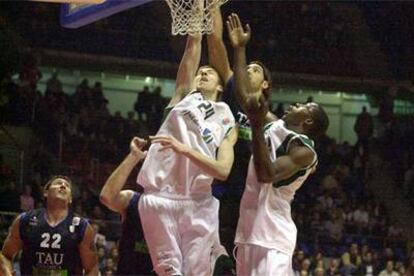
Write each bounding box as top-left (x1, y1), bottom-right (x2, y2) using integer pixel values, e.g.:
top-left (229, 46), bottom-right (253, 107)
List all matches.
top-left (60, 0), bottom-right (154, 28)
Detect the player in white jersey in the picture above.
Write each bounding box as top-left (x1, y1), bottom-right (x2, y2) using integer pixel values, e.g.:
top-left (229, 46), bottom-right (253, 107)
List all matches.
top-left (226, 14), bottom-right (329, 275)
top-left (136, 32), bottom-right (237, 276)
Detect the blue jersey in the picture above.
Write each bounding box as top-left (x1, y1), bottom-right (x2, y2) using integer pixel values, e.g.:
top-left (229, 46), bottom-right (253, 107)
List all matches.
top-left (117, 192), bottom-right (153, 275)
top-left (19, 208), bottom-right (88, 275)
top-left (214, 76), bottom-right (252, 198)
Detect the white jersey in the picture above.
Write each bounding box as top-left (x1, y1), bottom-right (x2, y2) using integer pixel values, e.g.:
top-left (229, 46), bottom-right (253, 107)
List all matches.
top-left (235, 120), bottom-right (317, 255)
top-left (137, 92), bottom-right (235, 199)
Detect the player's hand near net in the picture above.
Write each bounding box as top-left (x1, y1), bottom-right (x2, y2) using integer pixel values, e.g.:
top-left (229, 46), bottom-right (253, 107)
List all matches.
top-left (226, 13), bottom-right (251, 48)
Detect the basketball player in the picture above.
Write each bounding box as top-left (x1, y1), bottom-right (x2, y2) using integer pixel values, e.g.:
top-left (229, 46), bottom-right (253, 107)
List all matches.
top-left (136, 32), bottom-right (237, 276)
top-left (1, 175), bottom-right (99, 275)
top-left (100, 137), bottom-right (153, 275)
top-left (207, 5), bottom-right (276, 255)
top-left (227, 13), bottom-right (329, 275)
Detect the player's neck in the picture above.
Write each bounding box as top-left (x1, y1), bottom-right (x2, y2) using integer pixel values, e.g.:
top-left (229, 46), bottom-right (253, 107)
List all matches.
top-left (46, 203), bottom-right (69, 225)
top-left (200, 90), bottom-right (218, 101)
top-left (284, 121), bottom-right (303, 134)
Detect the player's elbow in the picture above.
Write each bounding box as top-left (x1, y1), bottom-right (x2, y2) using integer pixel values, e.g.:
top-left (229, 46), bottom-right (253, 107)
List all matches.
top-left (99, 193), bottom-right (112, 208)
top-left (216, 166), bottom-right (231, 181)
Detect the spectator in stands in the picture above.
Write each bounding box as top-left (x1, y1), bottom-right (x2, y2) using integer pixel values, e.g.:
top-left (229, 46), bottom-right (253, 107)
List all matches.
top-left (293, 250), bottom-right (306, 271)
top-left (353, 204), bottom-right (370, 233)
top-left (358, 251), bottom-right (378, 276)
top-left (341, 243), bottom-right (362, 275)
top-left (354, 106), bottom-right (374, 146)
top-left (97, 247), bottom-right (106, 272)
top-left (379, 260), bottom-right (400, 276)
top-left (134, 86), bottom-right (151, 122)
top-left (407, 256), bottom-right (414, 276)
top-left (297, 258), bottom-right (311, 275)
top-left (46, 72), bottom-right (63, 96)
top-left (92, 223), bottom-right (107, 249)
top-left (388, 224), bottom-right (404, 240)
top-left (91, 81), bottom-right (108, 109)
top-left (325, 258), bottom-right (340, 276)
top-left (150, 86), bottom-right (167, 131)
top-left (19, 185), bottom-right (34, 212)
top-left (325, 209), bottom-right (344, 243)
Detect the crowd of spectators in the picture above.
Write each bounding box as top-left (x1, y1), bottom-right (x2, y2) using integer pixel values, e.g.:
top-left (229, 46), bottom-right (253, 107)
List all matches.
top-left (1, 61), bottom-right (414, 274)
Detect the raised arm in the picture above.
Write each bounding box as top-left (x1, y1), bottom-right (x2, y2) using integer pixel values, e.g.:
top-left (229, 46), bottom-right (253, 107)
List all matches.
top-left (207, 4), bottom-right (233, 84)
top-left (246, 96), bottom-right (315, 183)
top-left (226, 13), bottom-right (252, 111)
top-left (78, 223), bottom-right (99, 276)
top-left (167, 34), bottom-right (202, 107)
top-left (100, 137), bottom-right (147, 214)
top-left (1, 215), bottom-right (23, 273)
top-left (150, 127), bottom-right (237, 181)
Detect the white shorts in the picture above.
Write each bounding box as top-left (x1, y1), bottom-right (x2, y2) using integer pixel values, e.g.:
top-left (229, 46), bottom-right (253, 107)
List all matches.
top-left (138, 194), bottom-right (227, 276)
top-left (235, 244), bottom-right (294, 276)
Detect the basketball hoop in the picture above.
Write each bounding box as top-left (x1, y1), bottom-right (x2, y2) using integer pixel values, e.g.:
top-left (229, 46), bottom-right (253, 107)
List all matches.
top-left (165, 0), bottom-right (228, 35)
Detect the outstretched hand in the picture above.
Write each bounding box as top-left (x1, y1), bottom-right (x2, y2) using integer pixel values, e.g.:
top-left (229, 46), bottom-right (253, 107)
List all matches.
top-left (130, 137), bottom-right (147, 160)
top-left (245, 94), bottom-right (269, 127)
top-left (150, 135), bottom-right (189, 155)
top-left (226, 13), bottom-right (251, 48)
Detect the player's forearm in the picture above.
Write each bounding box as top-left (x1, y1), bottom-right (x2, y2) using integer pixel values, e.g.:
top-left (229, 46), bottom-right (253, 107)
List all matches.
top-left (209, 6), bottom-right (223, 39)
top-left (182, 147), bottom-right (231, 181)
top-left (100, 153), bottom-right (141, 206)
top-left (251, 124), bottom-right (276, 183)
top-left (85, 264), bottom-right (99, 276)
top-left (233, 46), bottom-right (250, 110)
top-left (176, 35), bottom-right (202, 93)
top-left (207, 7), bottom-right (232, 82)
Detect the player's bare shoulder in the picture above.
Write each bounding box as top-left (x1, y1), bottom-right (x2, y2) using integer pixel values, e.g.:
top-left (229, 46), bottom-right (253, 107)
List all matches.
top-left (265, 111), bottom-right (278, 123)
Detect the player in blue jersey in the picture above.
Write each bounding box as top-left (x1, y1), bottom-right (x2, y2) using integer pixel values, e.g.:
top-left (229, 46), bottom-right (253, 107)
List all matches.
top-left (207, 4), bottom-right (277, 260)
top-left (100, 137), bottom-right (154, 275)
top-left (2, 175), bottom-right (99, 275)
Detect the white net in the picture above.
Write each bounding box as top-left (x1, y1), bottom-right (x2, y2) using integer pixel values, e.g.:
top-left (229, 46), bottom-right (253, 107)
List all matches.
top-left (165, 0), bottom-right (228, 35)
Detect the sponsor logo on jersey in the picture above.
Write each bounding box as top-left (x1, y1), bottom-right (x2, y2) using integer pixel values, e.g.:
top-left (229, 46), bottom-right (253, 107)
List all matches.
top-left (182, 110), bottom-right (202, 131)
top-left (35, 252), bottom-right (64, 267)
top-left (29, 216), bottom-right (39, 226)
top-left (72, 217), bottom-right (80, 226)
top-left (202, 128), bottom-right (214, 143)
